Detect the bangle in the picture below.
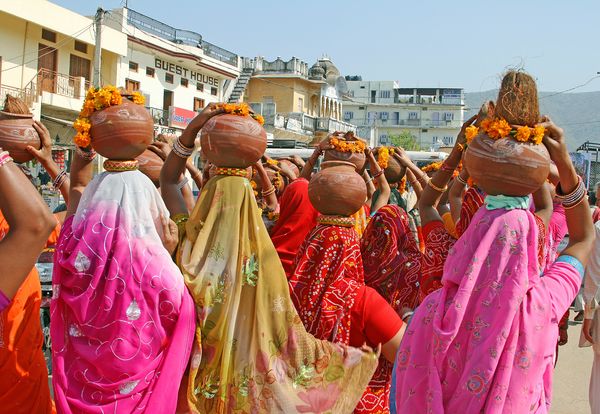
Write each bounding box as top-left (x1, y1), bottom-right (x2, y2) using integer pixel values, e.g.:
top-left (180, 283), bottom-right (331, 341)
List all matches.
top-left (409, 180), bottom-right (419, 186)
top-left (418, 175), bottom-right (430, 184)
top-left (372, 170), bottom-right (383, 179)
top-left (428, 180), bottom-right (447, 193)
top-left (52, 170), bottom-right (68, 189)
top-left (76, 146), bottom-right (97, 161)
top-left (456, 175), bottom-right (468, 186)
top-left (457, 143), bottom-right (465, 152)
top-left (401, 310), bottom-right (413, 322)
top-left (172, 137), bottom-right (194, 158)
top-left (564, 194), bottom-right (586, 210)
top-left (177, 177), bottom-right (189, 190)
top-left (262, 186), bottom-right (276, 197)
top-left (441, 163), bottom-right (457, 173)
top-left (557, 177), bottom-right (586, 208)
top-left (0, 151), bottom-right (13, 168)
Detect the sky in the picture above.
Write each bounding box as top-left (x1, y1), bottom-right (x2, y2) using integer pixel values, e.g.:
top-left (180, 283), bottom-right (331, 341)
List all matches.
top-left (52, 0), bottom-right (600, 94)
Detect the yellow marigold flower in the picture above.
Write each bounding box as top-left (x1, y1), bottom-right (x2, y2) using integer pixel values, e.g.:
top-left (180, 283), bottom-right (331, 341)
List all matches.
top-left (422, 161), bottom-right (442, 173)
top-left (532, 125), bottom-right (545, 144)
top-left (85, 87), bottom-right (96, 101)
top-left (515, 126), bottom-right (531, 142)
top-left (253, 114), bottom-right (265, 125)
top-left (377, 146), bottom-right (390, 169)
top-left (398, 176), bottom-right (407, 194)
top-left (74, 132), bottom-right (91, 148)
top-left (250, 180), bottom-right (257, 189)
top-left (465, 125), bottom-right (479, 143)
top-left (480, 118), bottom-right (492, 132)
top-left (488, 119), bottom-right (511, 139)
top-left (73, 118), bottom-right (91, 133)
top-left (266, 159), bottom-right (278, 166)
top-left (131, 92), bottom-right (145, 105)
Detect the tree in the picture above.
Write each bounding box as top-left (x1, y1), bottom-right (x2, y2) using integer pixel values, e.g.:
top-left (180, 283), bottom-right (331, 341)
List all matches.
top-left (389, 130), bottom-right (420, 150)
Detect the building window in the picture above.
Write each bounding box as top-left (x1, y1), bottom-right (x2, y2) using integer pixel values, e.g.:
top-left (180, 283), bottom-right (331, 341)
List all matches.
top-left (297, 97), bottom-right (304, 112)
top-left (358, 106), bottom-right (365, 110)
top-left (196, 82), bottom-right (204, 92)
top-left (444, 112), bottom-right (454, 121)
top-left (379, 90), bottom-right (391, 99)
top-left (443, 136), bottom-right (454, 145)
top-left (74, 40), bottom-right (87, 54)
top-left (165, 73), bottom-right (174, 84)
top-left (146, 67), bottom-right (155, 77)
top-left (210, 87), bottom-right (218, 96)
top-left (194, 97), bottom-right (205, 112)
top-left (129, 61), bottom-right (138, 72)
top-left (42, 28), bottom-right (56, 43)
top-left (380, 112), bottom-right (389, 121)
top-left (69, 54), bottom-right (91, 81)
top-left (125, 78), bottom-right (140, 92)
top-left (408, 111), bottom-right (419, 120)
top-left (379, 134), bottom-right (389, 144)
top-left (181, 78), bottom-right (189, 87)
top-left (344, 111), bottom-right (353, 121)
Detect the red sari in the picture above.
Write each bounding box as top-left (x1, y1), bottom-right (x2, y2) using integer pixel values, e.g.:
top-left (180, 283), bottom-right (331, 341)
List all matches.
top-left (455, 186), bottom-right (485, 237)
top-left (290, 222), bottom-right (364, 343)
top-left (270, 178), bottom-right (318, 278)
top-left (357, 205), bottom-right (421, 413)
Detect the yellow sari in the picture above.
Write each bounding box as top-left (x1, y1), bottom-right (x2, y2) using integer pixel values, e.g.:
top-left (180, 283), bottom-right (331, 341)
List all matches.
top-left (178, 175), bottom-right (377, 413)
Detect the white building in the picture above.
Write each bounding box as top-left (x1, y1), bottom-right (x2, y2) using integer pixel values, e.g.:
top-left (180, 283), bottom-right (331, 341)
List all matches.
top-left (106, 8), bottom-right (241, 136)
top-left (342, 79), bottom-right (465, 149)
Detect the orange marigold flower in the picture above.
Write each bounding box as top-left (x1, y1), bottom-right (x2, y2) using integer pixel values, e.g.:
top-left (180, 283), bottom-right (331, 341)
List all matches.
top-left (532, 125), bottom-right (545, 144)
top-left (480, 118), bottom-right (492, 131)
top-left (488, 119), bottom-right (511, 139)
top-left (465, 125), bottom-right (479, 143)
top-left (253, 114), bottom-right (265, 125)
top-left (515, 126), bottom-right (532, 142)
top-left (398, 176), bottom-right (407, 194)
top-left (131, 92), bottom-right (145, 105)
top-left (377, 146), bottom-right (390, 169)
top-left (74, 132), bottom-right (91, 148)
top-left (422, 161), bottom-right (442, 173)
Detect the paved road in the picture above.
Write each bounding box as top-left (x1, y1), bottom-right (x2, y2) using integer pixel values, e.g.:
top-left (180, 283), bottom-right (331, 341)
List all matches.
top-left (553, 319), bottom-right (594, 414)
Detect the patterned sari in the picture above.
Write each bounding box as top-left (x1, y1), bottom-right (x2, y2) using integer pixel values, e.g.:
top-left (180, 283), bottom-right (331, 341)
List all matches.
top-left (357, 205), bottom-right (421, 413)
top-left (0, 211), bottom-right (54, 413)
top-left (52, 170), bottom-right (195, 413)
top-left (178, 175), bottom-right (377, 413)
top-left (455, 186), bottom-right (485, 237)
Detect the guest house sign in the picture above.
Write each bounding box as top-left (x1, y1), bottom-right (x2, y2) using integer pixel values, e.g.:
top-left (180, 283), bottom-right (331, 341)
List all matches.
top-left (154, 58), bottom-right (219, 87)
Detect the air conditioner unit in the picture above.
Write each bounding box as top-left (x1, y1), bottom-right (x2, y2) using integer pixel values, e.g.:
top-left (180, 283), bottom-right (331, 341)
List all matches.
top-left (380, 112), bottom-right (389, 121)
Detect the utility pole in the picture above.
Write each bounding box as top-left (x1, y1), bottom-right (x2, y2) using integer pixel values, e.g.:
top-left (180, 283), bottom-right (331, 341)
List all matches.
top-left (93, 8), bottom-right (104, 88)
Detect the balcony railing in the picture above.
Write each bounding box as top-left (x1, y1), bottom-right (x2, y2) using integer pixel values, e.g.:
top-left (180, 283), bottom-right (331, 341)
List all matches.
top-left (36, 69), bottom-right (89, 99)
top-left (201, 41), bottom-right (238, 66)
top-left (0, 84), bottom-right (36, 108)
top-left (316, 117), bottom-right (356, 133)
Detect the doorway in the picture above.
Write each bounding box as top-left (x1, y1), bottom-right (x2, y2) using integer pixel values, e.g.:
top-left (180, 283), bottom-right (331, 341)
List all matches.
top-left (38, 44), bottom-right (57, 94)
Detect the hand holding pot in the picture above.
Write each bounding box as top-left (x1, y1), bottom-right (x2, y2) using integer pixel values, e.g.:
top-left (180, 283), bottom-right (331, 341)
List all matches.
top-left (457, 114), bottom-right (477, 146)
top-left (181, 103), bottom-right (224, 147)
top-left (26, 121), bottom-right (54, 168)
top-left (538, 116), bottom-right (568, 166)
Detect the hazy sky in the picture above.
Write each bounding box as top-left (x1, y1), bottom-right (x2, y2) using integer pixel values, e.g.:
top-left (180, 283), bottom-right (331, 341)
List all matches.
top-left (53, 0), bottom-right (600, 93)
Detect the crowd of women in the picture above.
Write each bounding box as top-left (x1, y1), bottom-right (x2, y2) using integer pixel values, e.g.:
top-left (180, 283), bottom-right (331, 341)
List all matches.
top-left (0, 70), bottom-right (599, 413)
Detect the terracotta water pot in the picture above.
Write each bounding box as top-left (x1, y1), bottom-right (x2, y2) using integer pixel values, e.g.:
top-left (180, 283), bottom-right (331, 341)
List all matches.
top-left (277, 159), bottom-right (300, 178)
top-left (200, 114), bottom-right (267, 168)
top-left (0, 112), bottom-right (40, 163)
top-left (90, 99), bottom-right (154, 160)
top-left (308, 160), bottom-right (367, 216)
top-left (464, 133), bottom-right (550, 196)
top-left (373, 148), bottom-right (406, 183)
top-left (136, 149), bottom-right (164, 187)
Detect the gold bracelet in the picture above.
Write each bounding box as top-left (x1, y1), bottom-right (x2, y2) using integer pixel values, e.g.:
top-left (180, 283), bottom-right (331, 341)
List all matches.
top-left (428, 180), bottom-right (447, 193)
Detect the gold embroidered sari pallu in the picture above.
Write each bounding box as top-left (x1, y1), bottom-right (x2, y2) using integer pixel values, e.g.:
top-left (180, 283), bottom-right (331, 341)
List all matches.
top-left (178, 175), bottom-right (377, 413)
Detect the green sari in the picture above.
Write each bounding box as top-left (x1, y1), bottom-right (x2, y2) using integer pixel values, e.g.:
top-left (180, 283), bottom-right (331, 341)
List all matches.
top-left (177, 175), bottom-right (378, 413)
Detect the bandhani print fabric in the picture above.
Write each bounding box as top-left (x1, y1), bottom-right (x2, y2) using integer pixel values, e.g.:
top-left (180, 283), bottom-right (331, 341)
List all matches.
top-left (178, 175), bottom-right (378, 413)
top-left (51, 171), bottom-right (195, 413)
top-left (357, 205), bottom-right (421, 413)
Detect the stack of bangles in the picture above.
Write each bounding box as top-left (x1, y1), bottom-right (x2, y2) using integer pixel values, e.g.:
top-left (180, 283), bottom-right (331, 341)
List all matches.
top-left (262, 186), bottom-right (276, 197)
top-left (556, 177), bottom-right (587, 209)
top-left (440, 163), bottom-right (457, 173)
top-left (53, 170), bottom-right (68, 189)
top-left (428, 180), bottom-right (448, 193)
top-left (456, 175), bottom-right (468, 186)
top-left (172, 138), bottom-right (194, 158)
top-left (76, 146), bottom-right (97, 161)
top-left (0, 151), bottom-right (13, 168)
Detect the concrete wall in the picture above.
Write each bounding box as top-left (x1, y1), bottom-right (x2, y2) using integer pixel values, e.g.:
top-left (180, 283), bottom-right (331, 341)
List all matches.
top-left (245, 77), bottom-right (322, 116)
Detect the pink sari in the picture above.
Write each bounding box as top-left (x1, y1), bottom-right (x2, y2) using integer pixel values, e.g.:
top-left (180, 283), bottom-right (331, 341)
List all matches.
top-left (393, 201), bottom-right (581, 413)
top-left (51, 170), bottom-right (195, 413)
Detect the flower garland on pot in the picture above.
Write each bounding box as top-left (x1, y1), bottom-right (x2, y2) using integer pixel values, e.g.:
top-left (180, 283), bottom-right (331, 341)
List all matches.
top-left (329, 136), bottom-right (366, 153)
top-left (465, 118), bottom-right (545, 145)
top-left (376, 146), bottom-right (396, 169)
top-left (218, 103), bottom-right (265, 125)
top-left (73, 86), bottom-right (145, 148)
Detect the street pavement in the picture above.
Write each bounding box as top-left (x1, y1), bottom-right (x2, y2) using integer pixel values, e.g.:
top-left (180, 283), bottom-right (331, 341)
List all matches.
top-left (553, 319), bottom-right (593, 413)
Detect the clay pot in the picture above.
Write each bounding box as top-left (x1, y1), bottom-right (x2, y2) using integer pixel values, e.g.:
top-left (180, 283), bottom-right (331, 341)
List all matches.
top-left (0, 112), bottom-right (40, 163)
top-left (136, 149), bottom-right (164, 187)
top-left (277, 159), bottom-right (300, 178)
top-left (373, 148), bottom-right (406, 183)
top-left (253, 166), bottom-right (285, 194)
top-left (323, 131), bottom-right (366, 171)
top-left (464, 133), bottom-right (550, 196)
top-left (200, 114), bottom-right (267, 168)
top-left (308, 160), bottom-right (367, 216)
top-left (90, 100), bottom-right (154, 160)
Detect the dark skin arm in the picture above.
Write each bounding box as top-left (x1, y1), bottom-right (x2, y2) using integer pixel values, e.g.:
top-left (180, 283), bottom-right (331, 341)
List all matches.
top-left (160, 103), bottom-right (224, 217)
top-left (300, 140), bottom-right (331, 180)
top-left (255, 162), bottom-right (278, 211)
top-left (0, 150), bottom-right (56, 298)
top-left (418, 116), bottom-right (474, 227)
top-left (532, 182), bottom-right (553, 229)
top-left (66, 147), bottom-right (94, 218)
top-left (27, 121), bottom-right (70, 202)
top-left (367, 150), bottom-right (390, 212)
top-left (406, 169), bottom-right (423, 200)
top-left (449, 168), bottom-right (468, 223)
top-left (540, 116), bottom-right (594, 265)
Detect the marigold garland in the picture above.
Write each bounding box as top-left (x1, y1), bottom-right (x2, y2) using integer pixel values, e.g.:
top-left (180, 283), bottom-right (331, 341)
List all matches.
top-left (398, 176), bottom-right (407, 194)
top-left (376, 146), bottom-right (395, 169)
top-left (421, 161), bottom-right (442, 174)
top-left (73, 86), bottom-right (146, 148)
top-left (465, 117), bottom-right (545, 145)
top-left (218, 102), bottom-right (265, 125)
top-left (329, 137), bottom-right (366, 153)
